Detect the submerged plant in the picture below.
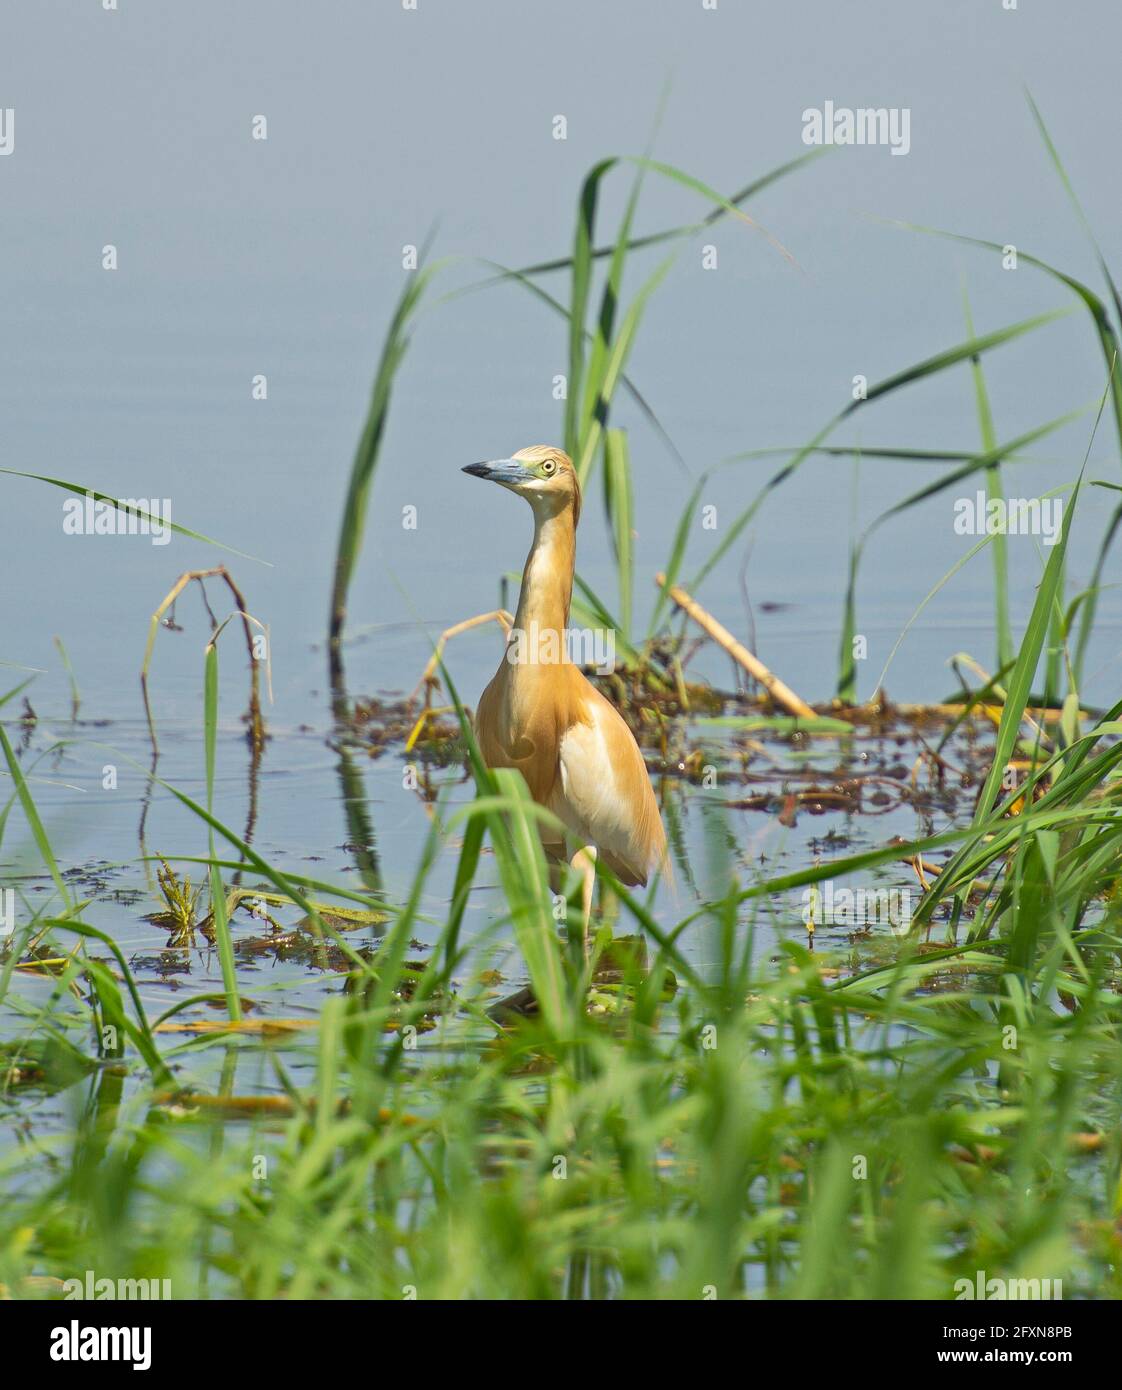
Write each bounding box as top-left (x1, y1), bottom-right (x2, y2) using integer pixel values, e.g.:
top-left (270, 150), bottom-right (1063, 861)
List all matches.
top-left (145, 858), bottom-right (212, 948)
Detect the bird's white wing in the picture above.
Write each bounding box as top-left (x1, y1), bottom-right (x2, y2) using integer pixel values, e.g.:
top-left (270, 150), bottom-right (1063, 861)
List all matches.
top-left (551, 688), bottom-right (663, 885)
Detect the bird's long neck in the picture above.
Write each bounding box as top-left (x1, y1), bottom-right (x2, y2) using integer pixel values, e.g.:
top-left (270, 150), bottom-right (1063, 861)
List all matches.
top-left (513, 505), bottom-right (576, 649)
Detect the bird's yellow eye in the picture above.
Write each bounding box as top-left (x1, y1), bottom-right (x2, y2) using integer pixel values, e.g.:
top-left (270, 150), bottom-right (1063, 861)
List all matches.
top-left (541, 458), bottom-right (557, 475)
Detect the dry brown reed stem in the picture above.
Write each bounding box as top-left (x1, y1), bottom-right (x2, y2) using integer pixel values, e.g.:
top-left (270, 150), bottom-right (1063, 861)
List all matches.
top-left (409, 608), bottom-right (515, 706)
top-left (655, 574), bottom-right (816, 720)
top-left (140, 567), bottom-right (266, 756)
top-left (150, 1091), bottom-right (422, 1126)
top-left (874, 702), bottom-right (1088, 721)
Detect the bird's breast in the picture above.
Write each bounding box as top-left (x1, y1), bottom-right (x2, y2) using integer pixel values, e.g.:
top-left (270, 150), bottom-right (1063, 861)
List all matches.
top-left (475, 662), bottom-right (581, 805)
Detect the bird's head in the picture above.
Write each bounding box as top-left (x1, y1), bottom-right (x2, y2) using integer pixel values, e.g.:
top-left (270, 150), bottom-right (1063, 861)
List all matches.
top-left (462, 446), bottom-right (581, 526)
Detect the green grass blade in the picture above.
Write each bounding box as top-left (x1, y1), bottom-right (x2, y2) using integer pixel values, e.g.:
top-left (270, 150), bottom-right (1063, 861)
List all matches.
top-left (602, 428), bottom-right (634, 639)
top-left (870, 409), bottom-right (1085, 527)
top-left (0, 469), bottom-right (269, 565)
top-left (837, 531), bottom-right (865, 704)
top-left (1073, 491), bottom-right (1122, 685)
top-left (880, 216), bottom-right (1122, 476)
top-left (0, 725), bottom-right (71, 908)
top-left (725, 444), bottom-right (991, 465)
top-left (962, 285), bottom-right (1012, 668)
top-left (689, 418), bottom-right (838, 593)
top-left (1026, 90), bottom-right (1122, 331)
top-left (578, 164), bottom-right (647, 448)
top-left (565, 159), bottom-right (615, 457)
top-left (203, 642), bottom-right (241, 1021)
top-left (840, 308), bottom-right (1072, 420)
top-left (45, 918), bottom-right (173, 1086)
top-left (972, 388), bottom-right (1109, 822)
top-left (455, 255), bottom-right (689, 477)
top-left (690, 312), bottom-right (1067, 598)
top-left (575, 252), bottom-right (675, 485)
top-left (570, 574), bottom-right (646, 671)
top-left (510, 148), bottom-right (827, 281)
top-left (328, 250), bottom-right (449, 691)
top-left (52, 637), bottom-right (80, 721)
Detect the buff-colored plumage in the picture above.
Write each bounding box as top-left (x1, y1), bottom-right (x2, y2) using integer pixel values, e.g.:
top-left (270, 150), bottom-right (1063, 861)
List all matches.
top-left (467, 446), bottom-right (666, 898)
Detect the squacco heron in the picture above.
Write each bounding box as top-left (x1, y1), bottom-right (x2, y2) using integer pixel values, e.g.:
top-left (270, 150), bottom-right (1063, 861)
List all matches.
top-left (463, 445), bottom-right (666, 948)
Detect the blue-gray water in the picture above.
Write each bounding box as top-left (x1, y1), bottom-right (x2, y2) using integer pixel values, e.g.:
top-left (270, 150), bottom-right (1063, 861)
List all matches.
top-left (3, 0), bottom-right (1121, 726)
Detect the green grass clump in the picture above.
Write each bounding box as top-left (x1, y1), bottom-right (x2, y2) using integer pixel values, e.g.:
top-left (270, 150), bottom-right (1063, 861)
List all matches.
top-left (1, 611), bottom-right (1122, 1298)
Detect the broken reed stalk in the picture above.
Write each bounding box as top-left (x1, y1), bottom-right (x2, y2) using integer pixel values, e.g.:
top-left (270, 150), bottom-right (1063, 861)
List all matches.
top-left (655, 573), bottom-right (816, 720)
top-left (149, 1090), bottom-right (422, 1125)
top-left (140, 567), bottom-right (266, 757)
top-left (884, 701), bottom-right (1087, 720)
top-left (408, 608), bottom-right (515, 708)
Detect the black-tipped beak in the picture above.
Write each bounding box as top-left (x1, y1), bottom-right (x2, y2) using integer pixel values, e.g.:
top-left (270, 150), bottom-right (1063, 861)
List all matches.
top-left (462, 458), bottom-right (533, 486)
